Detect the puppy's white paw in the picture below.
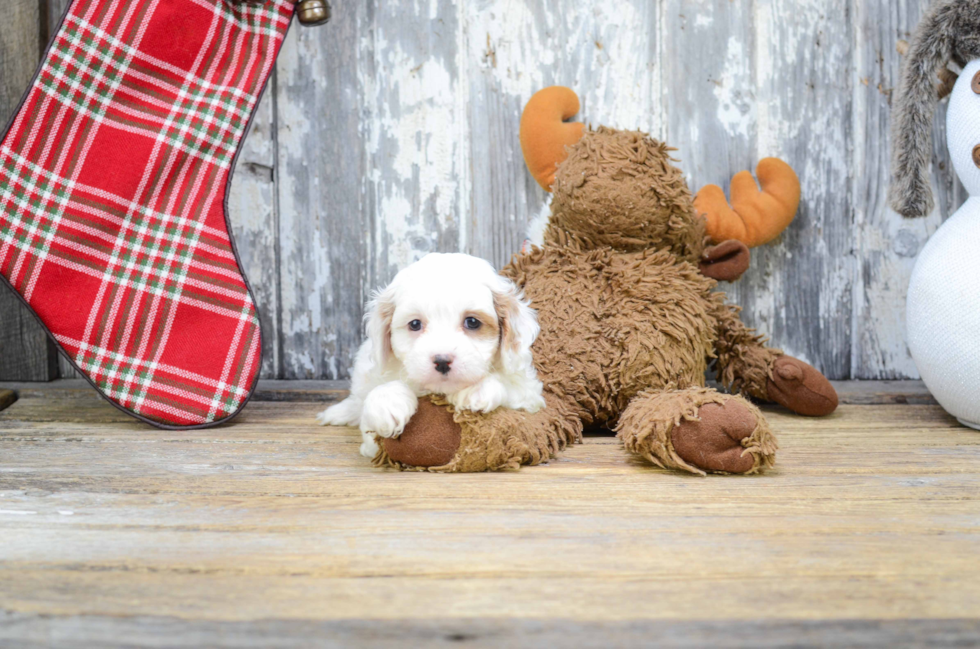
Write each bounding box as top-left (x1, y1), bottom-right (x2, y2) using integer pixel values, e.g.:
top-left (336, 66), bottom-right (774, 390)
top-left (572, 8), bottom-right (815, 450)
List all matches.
top-left (360, 382), bottom-right (418, 439)
top-left (451, 377), bottom-right (508, 413)
top-left (360, 432), bottom-right (381, 459)
top-left (521, 393), bottom-right (546, 414)
top-left (316, 397), bottom-right (361, 427)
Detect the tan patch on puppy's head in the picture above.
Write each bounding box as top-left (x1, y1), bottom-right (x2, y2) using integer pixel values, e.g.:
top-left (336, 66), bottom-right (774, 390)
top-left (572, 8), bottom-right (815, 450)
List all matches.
top-left (368, 288), bottom-right (397, 367)
top-left (463, 309), bottom-right (500, 344)
top-left (492, 294), bottom-right (521, 354)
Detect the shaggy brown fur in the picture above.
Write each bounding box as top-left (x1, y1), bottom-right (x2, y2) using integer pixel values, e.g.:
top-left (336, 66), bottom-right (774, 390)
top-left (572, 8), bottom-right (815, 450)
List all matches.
top-left (545, 128), bottom-right (706, 263)
top-left (382, 128), bottom-right (836, 475)
top-left (377, 394), bottom-right (580, 473)
top-left (617, 388), bottom-right (776, 475)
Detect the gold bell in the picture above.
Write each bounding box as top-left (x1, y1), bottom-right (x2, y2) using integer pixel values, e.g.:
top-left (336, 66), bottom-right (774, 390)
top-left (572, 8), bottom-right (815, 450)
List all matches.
top-left (296, 0), bottom-right (331, 26)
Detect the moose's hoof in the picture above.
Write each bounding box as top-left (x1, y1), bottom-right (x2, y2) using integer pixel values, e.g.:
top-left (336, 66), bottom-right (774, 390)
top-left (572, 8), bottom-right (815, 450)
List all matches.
top-left (699, 239), bottom-right (750, 282)
top-left (767, 356), bottom-right (838, 417)
top-left (383, 397), bottom-right (461, 468)
top-left (671, 401), bottom-right (758, 474)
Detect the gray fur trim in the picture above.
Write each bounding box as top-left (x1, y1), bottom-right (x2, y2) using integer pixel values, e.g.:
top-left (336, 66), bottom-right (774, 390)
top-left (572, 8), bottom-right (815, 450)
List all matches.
top-left (889, 0), bottom-right (980, 218)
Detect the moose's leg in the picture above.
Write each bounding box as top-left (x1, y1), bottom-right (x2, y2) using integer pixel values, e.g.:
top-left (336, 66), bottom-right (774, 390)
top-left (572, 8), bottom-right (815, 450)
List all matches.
top-left (711, 298), bottom-right (838, 416)
top-left (377, 393), bottom-right (582, 473)
top-left (616, 387), bottom-right (777, 475)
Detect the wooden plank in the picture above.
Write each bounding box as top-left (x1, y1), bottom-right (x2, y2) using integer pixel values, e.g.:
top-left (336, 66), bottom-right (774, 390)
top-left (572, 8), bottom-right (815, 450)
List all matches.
top-left (1, 397), bottom-right (980, 630)
top-left (664, 1), bottom-right (756, 191)
top-left (832, 379), bottom-right (936, 405)
top-left (19, 0), bottom-right (960, 384)
top-left (275, 4), bottom-right (372, 379)
top-left (361, 1), bottom-right (465, 276)
top-left (662, 1), bottom-right (779, 381)
top-left (462, 1), bottom-right (662, 268)
top-left (849, 0), bottom-right (964, 379)
top-left (3, 614), bottom-right (979, 649)
top-left (41, 0), bottom-right (71, 49)
top-left (0, 378), bottom-right (937, 405)
top-left (0, 389), bottom-right (15, 411)
top-left (751, 0), bottom-right (852, 380)
top-left (0, 0), bottom-right (59, 382)
top-left (229, 90), bottom-right (281, 378)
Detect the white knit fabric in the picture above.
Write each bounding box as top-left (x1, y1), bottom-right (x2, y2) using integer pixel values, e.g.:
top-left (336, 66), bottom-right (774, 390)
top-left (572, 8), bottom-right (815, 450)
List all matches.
top-left (906, 59), bottom-right (980, 428)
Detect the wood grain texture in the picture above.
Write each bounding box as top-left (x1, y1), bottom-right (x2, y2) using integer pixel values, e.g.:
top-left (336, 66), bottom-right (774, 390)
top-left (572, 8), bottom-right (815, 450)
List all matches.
top-left (229, 91), bottom-right (281, 378)
top-left (3, 616), bottom-right (980, 648)
top-left (261, 0), bottom-right (958, 381)
top-left (0, 377), bottom-right (939, 405)
top-left (274, 4), bottom-right (372, 379)
top-left (849, 0), bottom-right (966, 379)
top-left (1, 390), bottom-right (979, 644)
top-left (0, 0), bottom-right (58, 382)
top-left (17, 0), bottom-right (969, 382)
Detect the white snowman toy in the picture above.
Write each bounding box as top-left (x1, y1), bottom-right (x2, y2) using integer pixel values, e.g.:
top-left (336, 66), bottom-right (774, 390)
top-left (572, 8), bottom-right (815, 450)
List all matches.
top-left (890, 0), bottom-right (980, 429)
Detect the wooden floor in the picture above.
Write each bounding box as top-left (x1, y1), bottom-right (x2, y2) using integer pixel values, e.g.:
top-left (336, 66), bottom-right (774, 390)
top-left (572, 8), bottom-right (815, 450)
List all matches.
top-left (1, 381), bottom-right (979, 647)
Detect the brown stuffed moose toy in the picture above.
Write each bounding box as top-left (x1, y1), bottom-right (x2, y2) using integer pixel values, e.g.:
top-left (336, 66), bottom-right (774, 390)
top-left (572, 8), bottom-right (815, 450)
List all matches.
top-left (377, 87), bottom-right (838, 475)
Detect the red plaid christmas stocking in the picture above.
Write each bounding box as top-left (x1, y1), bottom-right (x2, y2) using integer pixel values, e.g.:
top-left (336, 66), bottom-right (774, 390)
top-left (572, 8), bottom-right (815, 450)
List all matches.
top-left (0, 0), bottom-right (295, 428)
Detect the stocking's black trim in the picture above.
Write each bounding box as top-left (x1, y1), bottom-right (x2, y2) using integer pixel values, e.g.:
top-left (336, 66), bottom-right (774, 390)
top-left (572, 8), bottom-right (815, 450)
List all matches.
top-left (0, 0), bottom-right (296, 430)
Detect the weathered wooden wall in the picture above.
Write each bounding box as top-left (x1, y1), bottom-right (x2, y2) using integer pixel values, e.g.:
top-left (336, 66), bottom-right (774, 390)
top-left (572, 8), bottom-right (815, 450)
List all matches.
top-left (0, 0), bottom-right (58, 381)
top-left (0, 0), bottom-right (966, 381)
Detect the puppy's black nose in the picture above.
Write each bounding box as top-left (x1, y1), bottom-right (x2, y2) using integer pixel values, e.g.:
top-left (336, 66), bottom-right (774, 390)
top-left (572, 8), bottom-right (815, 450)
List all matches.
top-left (433, 355), bottom-right (453, 375)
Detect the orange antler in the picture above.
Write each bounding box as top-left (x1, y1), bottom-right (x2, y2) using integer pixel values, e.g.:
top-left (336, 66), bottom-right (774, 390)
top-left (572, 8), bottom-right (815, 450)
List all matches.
top-left (519, 87), bottom-right (585, 191)
top-left (694, 158), bottom-right (801, 248)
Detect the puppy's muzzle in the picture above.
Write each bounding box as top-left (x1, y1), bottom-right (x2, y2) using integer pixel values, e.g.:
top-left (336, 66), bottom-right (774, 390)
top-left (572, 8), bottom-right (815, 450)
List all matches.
top-left (433, 354), bottom-right (454, 375)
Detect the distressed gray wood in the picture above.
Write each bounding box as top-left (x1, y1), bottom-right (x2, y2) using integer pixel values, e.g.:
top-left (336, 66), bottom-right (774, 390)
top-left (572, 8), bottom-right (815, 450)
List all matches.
top-left (661, 1), bottom-right (761, 374)
top-left (463, 2), bottom-right (663, 268)
top-left (0, 0), bottom-right (58, 382)
top-left (3, 391), bottom-right (980, 642)
top-left (0, 377), bottom-right (938, 405)
top-left (41, 0), bottom-right (70, 49)
top-left (850, 0), bottom-right (965, 379)
top-left (229, 91), bottom-right (280, 378)
top-left (24, 0), bottom-right (970, 381)
top-left (274, 3), bottom-right (371, 380)
top-left (666, 1), bottom-right (854, 380)
top-left (753, 0), bottom-right (853, 378)
top-left (3, 615), bottom-right (980, 648)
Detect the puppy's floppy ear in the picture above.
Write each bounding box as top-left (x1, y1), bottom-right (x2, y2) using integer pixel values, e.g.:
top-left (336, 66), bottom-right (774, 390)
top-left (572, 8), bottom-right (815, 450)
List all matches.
top-left (491, 277), bottom-right (540, 377)
top-left (365, 285), bottom-right (396, 368)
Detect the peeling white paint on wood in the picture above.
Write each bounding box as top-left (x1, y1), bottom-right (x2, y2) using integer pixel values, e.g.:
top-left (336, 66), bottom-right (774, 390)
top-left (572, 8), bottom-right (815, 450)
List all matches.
top-left (11, 0), bottom-right (965, 382)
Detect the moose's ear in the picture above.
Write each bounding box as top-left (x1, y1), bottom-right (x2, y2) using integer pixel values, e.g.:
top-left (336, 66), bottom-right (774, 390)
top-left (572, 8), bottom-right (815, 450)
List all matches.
top-left (520, 87), bottom-right (585, 192)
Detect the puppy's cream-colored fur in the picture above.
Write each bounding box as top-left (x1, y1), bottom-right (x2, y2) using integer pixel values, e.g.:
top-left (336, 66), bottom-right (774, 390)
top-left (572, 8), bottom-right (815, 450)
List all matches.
top-left (317, 253), bottom-right (545, 458)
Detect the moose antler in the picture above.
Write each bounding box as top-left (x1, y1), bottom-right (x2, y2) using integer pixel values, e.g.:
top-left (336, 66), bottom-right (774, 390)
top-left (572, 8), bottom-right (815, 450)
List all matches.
top-left (519, 87), bottom-right (585, 191)
top-left (693, 158), bottom-right (801, 248)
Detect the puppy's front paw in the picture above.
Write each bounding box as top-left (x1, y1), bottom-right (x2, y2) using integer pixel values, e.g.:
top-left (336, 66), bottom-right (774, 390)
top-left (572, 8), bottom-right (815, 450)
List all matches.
top-left (360, 382), bottom-right (418, 438)
top-left (522, 393), bottom-right (546, 414)
top-left (316, 397), bottom-right (361, 427)
top-left (451, 378), bottom-right (507, 413)
top-left (360, 432), bottom-right (381, 459)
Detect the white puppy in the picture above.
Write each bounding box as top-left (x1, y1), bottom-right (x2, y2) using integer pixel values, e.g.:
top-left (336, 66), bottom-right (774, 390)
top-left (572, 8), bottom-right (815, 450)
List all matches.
top-left (316, 253), bottom-right (546, 458)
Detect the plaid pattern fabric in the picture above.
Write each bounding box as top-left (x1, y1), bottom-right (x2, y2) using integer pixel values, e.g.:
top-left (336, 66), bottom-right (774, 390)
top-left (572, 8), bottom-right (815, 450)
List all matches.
top-left (0, 0), bottom-right (293, 427)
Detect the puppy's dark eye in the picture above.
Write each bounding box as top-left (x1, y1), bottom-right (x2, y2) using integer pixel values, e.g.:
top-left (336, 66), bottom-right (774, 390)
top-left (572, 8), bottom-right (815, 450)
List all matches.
top-left (463, 317), bottom-right (482, 330)
top-left (408, 319), bottom-right (423, 332)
